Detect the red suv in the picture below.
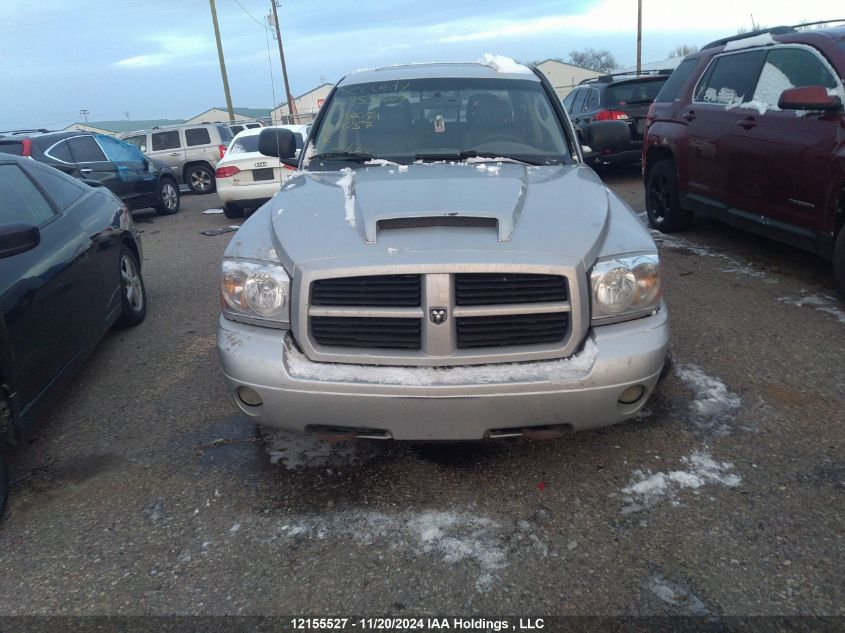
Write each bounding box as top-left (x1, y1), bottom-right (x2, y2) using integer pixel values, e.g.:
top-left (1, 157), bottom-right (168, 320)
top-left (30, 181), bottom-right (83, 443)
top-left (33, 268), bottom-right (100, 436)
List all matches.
top-left (642, 24), bottom-right (845, 292)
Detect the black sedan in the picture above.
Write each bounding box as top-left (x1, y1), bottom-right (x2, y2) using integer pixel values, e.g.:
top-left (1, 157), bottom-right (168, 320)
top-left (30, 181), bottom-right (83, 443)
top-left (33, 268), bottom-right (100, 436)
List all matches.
top-left (0, 130), bottom-right (180, 215)
top-left (0, 155), bottom-right (147, 514)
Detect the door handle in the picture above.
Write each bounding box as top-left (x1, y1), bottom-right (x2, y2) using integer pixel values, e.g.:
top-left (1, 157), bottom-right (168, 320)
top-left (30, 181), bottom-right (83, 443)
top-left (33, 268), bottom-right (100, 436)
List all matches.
top-left (736, 118), bottom-right (757, 129)
top-left (170, 152), bottom-right (180, 156)
top-left (79, 168), bottom-right (92, 174)
top-left (682, 110), bottom-right (696, 121)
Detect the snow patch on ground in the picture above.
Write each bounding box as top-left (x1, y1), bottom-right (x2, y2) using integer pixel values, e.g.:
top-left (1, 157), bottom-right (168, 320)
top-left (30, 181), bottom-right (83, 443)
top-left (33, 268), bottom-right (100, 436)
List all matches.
top-left (264, 431), bottom-right (385, 470)
top-left (675, 364), bottom-right (741, 434)
top-left (262, 508), bottom-right (536, 592)
top-left (202, 208), bottom-right (224, 214)
top-left (778, 293), bottom-right (845, 324)
top-left (622, 449), bottom-right (741, 513)
top-left (286, 339), bottom-right (598, 386)
top-left (476, 54), bottom-right (533, 75)
top-left (723, 32), bottom-right (775, 51)
top-left (651, 232), bottom-right (772, 281)
top-left (336, 168), bottom-right (356, 226)
top-left (646, 572), bottom-right (711, 615)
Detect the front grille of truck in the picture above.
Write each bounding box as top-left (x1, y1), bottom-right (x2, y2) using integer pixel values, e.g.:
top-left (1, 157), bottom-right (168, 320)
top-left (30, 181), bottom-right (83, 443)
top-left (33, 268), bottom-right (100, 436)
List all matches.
top-left (304, 271), bottom-right (577, 364)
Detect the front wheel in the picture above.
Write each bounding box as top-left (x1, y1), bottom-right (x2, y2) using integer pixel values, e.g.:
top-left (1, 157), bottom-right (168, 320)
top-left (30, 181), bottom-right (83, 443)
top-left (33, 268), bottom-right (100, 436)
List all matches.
top-left (154, 178), bottom-right (180, 215)
top-left (187, 165), bottom-right (215, 194)
top-left (223, 203), bottom-right (244, 219)
top-left (645, 159), bottom-right (693, 233)
top-left (833, 226), bottom-right (845, 298)
top-left (116, 246), bottom-right (147, 327)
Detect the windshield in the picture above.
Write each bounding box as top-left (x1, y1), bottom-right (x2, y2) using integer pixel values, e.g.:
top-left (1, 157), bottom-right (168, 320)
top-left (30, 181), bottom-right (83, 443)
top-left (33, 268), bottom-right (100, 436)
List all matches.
top-left (311, 77), bottom-right (571, 165)
top-left (229, 131), bottom-right (303, 155)
top-left (606, 79), bottom-right (666, 106)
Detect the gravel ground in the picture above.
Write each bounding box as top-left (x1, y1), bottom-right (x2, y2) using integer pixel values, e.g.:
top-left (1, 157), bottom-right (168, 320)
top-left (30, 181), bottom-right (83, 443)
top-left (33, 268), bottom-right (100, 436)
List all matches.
top-left (1, 166), bottom-right (842, 616)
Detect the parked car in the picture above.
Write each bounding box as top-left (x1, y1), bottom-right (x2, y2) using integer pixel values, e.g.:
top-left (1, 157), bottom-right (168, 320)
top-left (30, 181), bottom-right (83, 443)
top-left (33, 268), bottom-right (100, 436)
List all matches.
top-left (564, 71), bottom-right (670, 164)
top-left (228, 121), bottom-right (264, 136)
top-left (215, 125), bottom-right (309, 218)
top-left (216, 59), bottom-right (669, 443)
top-left (643, 24), bottom-right (845, 292)
top-left (119, 122), bottom-right (233, 194)
top-left (0, 155), bottom-right (146, 513)
top-left (0, 131), bottom-right (180, 215)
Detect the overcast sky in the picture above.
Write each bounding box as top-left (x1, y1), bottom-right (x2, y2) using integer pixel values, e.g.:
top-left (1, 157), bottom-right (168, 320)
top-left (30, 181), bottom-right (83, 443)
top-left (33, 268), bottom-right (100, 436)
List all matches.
top-left (0, 0), bottom-right (835, 128)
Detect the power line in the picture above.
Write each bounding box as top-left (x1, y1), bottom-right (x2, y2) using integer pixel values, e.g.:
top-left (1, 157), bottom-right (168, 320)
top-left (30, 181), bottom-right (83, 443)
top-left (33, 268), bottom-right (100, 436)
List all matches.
top-left (231, 0), bottom-right (269, 30)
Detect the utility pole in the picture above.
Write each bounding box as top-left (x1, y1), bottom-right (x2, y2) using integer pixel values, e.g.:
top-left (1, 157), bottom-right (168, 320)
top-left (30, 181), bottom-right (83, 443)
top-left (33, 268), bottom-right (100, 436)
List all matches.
top-left (636, 0), bottom-right (642, 74)
top-left (79, 109), bottom-right (89, 123)
top-left (208, 0), bottom-right (235, 122)
top-left (270, 1), bottom-right (296, 122)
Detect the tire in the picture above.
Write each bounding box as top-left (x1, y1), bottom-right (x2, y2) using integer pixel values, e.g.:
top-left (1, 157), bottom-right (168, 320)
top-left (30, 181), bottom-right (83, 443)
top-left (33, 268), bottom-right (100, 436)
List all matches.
top-left (834, 226), bottom-right (845, 298)
top-left (116, 245), bottom-right (147, 328)
top-left (223, 203), bottom-right (244, 219)
top-left (645, 159), bottom-right (693, 233)
top-left (187, 164), bottom-right (215, 194)
top-left (154, 178), bottom-right (180, 215)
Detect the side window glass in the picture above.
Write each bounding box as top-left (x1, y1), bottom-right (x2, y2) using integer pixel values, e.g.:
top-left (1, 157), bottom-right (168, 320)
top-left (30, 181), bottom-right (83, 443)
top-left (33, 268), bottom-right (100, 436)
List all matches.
top-left (656, 58), bottom-right (699, 102)
top-left (583, 88), bottom-right (600, 111)
top-left (123, 135), bottom-right (148, 153)
top-left (97, 135), bottom-right (143, 163)
top-left (571, 89), bottom-right (587, 113)
top-left (26, 163), bottom-right (85, 209)
top-left (67, 136), bottom-right (107, 162)
top-left (230, 125), bottom-right (244, 135)
top-left (694, 50), bottom-right (766, 105)
top-left (754, 47), bottom-right (840, 108)
top-left (562, 91), bottom-right (576, 111)
top-left (185, 128), bottom-right (211, 146)
top-left (48, 140), bottom-right (74, 163)
top-left (0, 165), bottom-right (55, 226)
top-left (151, 130), bottom-right (181, 151)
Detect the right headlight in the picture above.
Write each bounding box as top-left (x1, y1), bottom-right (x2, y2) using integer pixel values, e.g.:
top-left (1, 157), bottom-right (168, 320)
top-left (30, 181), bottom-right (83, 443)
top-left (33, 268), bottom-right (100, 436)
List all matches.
top-left (221, 258), bottom-right (290, 327)
top-left (590, 253), bottom-right (660, 324)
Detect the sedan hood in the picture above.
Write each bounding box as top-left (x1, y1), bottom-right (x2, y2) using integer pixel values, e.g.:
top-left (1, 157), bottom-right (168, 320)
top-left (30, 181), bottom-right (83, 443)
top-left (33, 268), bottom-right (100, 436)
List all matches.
top-left (265, 162), bottom-right (614, 269)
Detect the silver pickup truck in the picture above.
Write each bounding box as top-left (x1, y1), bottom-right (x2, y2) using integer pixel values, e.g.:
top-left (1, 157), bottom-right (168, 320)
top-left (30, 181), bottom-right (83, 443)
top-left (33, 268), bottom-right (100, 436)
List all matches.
top-left (217, 58), bottom-right (669, 441)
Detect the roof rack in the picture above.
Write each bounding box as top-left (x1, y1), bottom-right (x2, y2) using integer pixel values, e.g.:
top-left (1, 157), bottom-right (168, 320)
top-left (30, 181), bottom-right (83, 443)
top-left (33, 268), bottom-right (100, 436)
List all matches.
top-left (701, 20), bottom-right (845, 50)
top-left (0, 128), bottom-right (51, 135)
top-left (578, 69), bottom-right (673, 85)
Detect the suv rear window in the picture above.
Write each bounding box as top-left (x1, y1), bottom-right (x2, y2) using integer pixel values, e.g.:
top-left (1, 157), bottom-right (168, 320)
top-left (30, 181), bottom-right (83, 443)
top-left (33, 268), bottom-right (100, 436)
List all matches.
top-left (185, 128), bottom-right (211, 146)
top-left (152, 130), bottom-right (181, 151)
top-left (0, 141), bottom-right (23, 156)
top-left (655, 59), bottom-right (699, 102)
top-left (694, 50), bottom-right (766, 105)
top-left (606, 79), bottom-right (666, 106)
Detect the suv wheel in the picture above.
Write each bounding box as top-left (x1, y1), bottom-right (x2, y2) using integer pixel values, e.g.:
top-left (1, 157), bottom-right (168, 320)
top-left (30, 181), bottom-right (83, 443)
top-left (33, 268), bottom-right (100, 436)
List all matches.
top-left (154, 178), bottom-right (180, 215)
top-left (223, 203), bottom-right (244, 219)
top-left (187, 165), bottom-right (215, 194)
top-left (646, 160), bottom-right (693, 233)
top-left (834, 226), bottom-right (845, 298)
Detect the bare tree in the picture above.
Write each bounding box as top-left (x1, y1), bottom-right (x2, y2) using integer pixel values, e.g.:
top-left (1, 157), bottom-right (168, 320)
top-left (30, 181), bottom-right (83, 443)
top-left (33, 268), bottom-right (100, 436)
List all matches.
top-left (568, 48), bottom-right (618, 73)
top-left (668, 44), bottom-right (699, 57)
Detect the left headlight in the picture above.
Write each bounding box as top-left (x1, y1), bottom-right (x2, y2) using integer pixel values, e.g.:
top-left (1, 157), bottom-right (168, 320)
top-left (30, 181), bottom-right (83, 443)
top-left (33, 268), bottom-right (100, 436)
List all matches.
top-left (221, 259), bottom-right (290, 327)
top-left (590, 253), bottom-right (660, 324)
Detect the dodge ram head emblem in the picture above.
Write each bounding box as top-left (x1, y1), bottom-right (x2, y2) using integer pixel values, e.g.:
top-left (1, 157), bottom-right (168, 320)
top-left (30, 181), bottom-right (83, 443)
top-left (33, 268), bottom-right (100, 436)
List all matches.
top-left (429, 308), bottom-right (447, 325)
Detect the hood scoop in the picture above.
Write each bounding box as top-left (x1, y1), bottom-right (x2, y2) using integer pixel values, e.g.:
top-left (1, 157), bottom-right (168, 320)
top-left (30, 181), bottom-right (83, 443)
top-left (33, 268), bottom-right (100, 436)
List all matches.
top-left (377, 214), bottom-right (498, 234)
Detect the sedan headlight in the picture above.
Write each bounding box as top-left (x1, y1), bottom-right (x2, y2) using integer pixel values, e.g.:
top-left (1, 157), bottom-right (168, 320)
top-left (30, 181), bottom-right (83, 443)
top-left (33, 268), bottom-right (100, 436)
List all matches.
top-left (221, 259), bottom-right (290, 326)
top-left (590, 253), bottom-right (660, 324)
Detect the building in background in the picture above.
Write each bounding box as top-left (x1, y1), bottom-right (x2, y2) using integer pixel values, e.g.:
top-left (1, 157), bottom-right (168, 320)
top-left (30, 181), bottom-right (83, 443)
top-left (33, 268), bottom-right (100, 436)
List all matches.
top-left (63, 119), bottom-right (185, 135)
top-left (616, 56), bottom-right (684, 74)
top-left (271, 83), bottom-right (333, 124)
top-left (184, 107), bottom-right (272, 125)
top-left (534, 60), bottom-right (601, 99)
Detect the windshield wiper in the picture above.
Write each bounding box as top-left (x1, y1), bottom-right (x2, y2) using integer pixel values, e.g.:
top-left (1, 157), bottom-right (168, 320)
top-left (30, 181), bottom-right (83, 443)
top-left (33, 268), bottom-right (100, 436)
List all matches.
top-left (414, 151), bottom-right (541, 166)
top-left (309, 151), bottom-right (376, 163)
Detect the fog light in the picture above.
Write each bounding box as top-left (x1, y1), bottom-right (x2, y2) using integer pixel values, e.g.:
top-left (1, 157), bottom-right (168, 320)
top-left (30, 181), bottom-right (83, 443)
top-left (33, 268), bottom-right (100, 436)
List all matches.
top-left (237, 386), bottom-right (263, 407)
top-left (618, 385), bottom-right (645, 405)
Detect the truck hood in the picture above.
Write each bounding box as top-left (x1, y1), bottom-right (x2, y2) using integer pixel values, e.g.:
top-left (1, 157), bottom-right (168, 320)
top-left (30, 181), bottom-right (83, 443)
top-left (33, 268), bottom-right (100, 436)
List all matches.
top-left (262, 162), bottom-right (615, 269)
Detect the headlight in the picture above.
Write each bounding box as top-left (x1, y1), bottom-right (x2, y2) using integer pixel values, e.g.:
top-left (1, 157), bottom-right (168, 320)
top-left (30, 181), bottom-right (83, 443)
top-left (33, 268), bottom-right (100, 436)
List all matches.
top-left (222, 259), bottom-right (290, 326)
top-left (590, 253), bottom-right (660, 324)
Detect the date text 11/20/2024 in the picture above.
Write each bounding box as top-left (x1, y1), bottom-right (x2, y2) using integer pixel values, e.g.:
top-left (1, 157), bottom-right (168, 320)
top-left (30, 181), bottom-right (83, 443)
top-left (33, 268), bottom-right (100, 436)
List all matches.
top-left (290, 618), bottom-right (545, 631)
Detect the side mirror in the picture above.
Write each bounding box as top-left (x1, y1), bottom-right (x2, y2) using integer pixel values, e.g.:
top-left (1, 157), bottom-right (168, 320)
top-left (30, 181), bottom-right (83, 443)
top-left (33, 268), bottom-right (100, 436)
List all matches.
top-left (778, 86), bottom-right (843, 112)
top-left (258, 128), bottom-right (296, 159)
top-left (0, 222), bottom-right (40, 259)
top-left (582, 120), bottom-right (630, 154)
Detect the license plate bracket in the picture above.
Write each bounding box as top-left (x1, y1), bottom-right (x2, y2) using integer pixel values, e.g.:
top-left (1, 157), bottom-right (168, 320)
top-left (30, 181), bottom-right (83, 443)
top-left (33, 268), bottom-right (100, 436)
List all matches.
top-left (253, 168), bottom-right (274, 181)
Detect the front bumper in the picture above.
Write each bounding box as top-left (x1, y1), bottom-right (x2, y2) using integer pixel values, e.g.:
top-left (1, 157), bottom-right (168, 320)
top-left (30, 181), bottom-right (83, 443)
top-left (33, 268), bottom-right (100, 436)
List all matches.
top-left (217, 304), bottom-right (669, 440)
